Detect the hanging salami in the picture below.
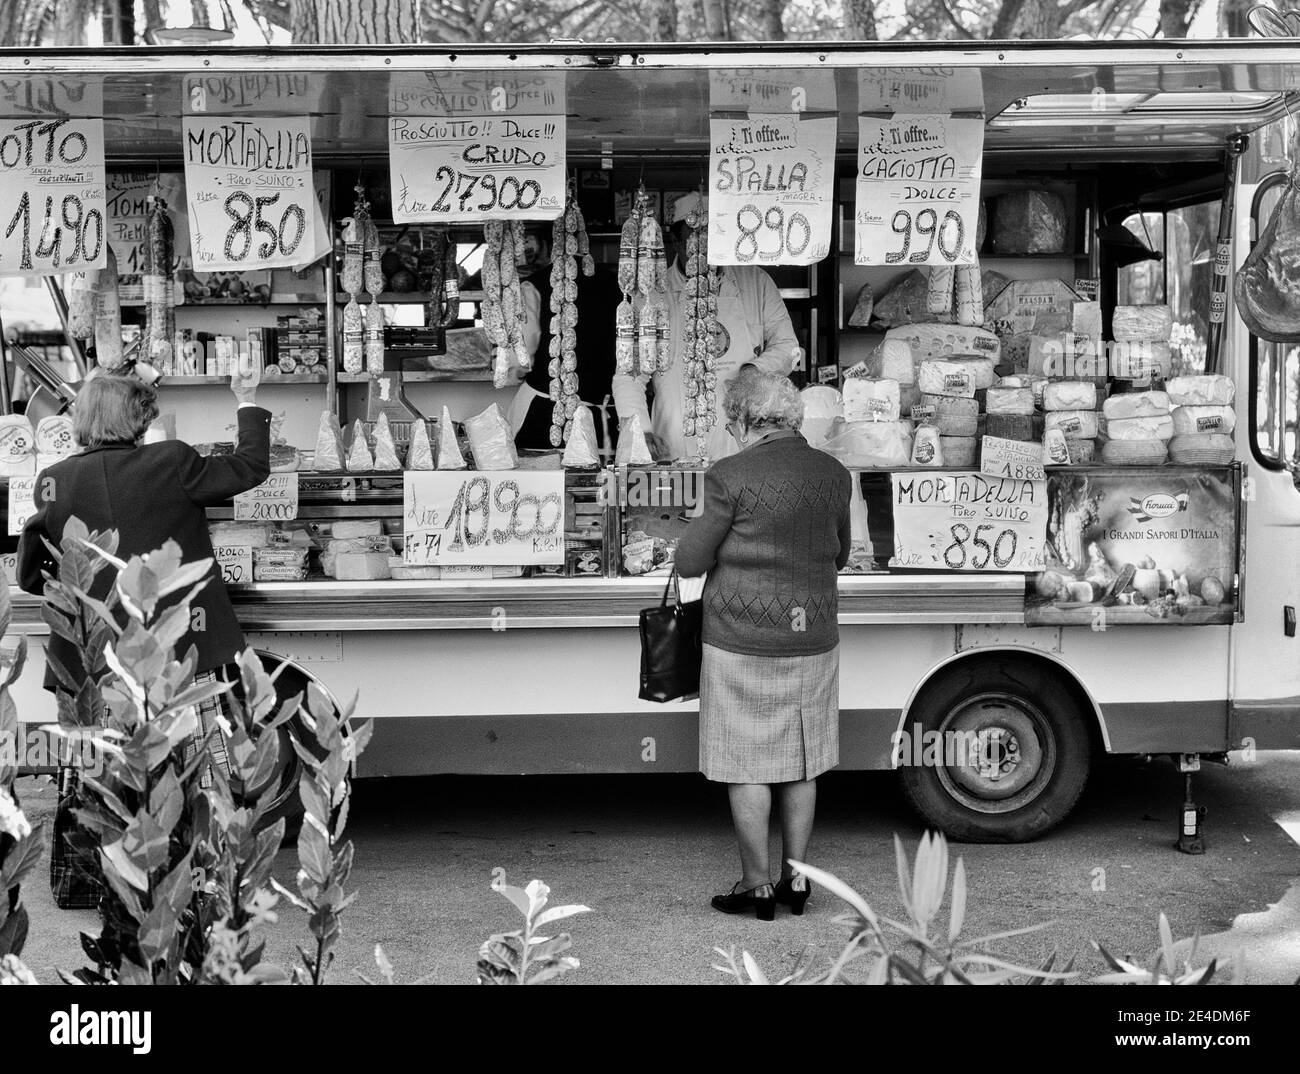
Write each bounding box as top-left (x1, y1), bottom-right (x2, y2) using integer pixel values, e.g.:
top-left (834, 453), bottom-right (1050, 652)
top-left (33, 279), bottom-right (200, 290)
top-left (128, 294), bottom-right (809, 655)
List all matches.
top-left (142, 194), bottom-right (175, 372)
top-left (681, 205), bottom-right (718, 443)
top-left (545, 183), bottom-right (595, 447)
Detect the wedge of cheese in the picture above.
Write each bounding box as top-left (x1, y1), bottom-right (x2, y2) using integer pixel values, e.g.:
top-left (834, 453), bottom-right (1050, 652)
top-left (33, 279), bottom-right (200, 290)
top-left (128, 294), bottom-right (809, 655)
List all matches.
top-left (884, 323), bottom-right (1001, 363)
top-left (1171, 405), bottom-right (1235, 436)
top-left (407, 419), bottom-right (434, 470)
top-left (372, 413), bottom-right (402, 471)
top-left (346, 419), bottom-right (374, 472)
top-left (312, 411), bottom-right (346, 471)
top-left (871, 338), bottom-right (915, 384)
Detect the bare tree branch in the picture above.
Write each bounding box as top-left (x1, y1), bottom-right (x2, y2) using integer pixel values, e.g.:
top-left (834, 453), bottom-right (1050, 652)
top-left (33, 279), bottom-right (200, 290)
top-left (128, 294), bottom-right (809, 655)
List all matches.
top-left (989, 0), bottom-right (1030, 38)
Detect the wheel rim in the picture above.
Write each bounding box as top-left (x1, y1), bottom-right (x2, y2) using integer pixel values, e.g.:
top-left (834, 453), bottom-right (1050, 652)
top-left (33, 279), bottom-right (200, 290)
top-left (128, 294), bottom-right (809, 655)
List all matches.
top-left (932, 692), bottom-right (1056, 815)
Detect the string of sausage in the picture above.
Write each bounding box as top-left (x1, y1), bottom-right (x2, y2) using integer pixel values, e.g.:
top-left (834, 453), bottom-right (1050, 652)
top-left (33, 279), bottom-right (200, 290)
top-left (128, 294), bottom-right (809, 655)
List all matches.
top-left (547, 189), bottom-right (596, 446)
top-left (681, 207), bottom-right (719, 440)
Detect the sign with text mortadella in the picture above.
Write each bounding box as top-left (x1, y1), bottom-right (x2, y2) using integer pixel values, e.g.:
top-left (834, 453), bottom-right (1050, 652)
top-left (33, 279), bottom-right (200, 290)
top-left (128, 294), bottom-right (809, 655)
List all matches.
top-left (1026, 468), bottom-right (1238, 626)
top-left (707, 115), bottom-right (835, 267)
top-left (855, 114), bottom-right (983, 267)
top-left (403, 471), bottom-right (564, 565)
top-left (181, 116), bottom-right (317, 272)
top-left (0, 118), bottom-right (106, 276)
top-left (889, 471), bottom-right (1047, 573)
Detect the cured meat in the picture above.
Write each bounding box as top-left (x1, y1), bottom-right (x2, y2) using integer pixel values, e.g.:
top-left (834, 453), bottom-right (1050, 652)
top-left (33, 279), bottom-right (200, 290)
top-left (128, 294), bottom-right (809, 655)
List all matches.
top-left (1237, 161), bottom-right (1300, 342)
top-left (143, 195), bottom-right (175, 371)
top-left (94, 247), bottom-right (124, 369)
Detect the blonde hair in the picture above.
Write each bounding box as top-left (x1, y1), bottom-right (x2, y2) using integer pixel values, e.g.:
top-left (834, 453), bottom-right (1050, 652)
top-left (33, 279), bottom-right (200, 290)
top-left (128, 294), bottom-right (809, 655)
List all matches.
top-left (73, 376), bottom-right (159, 448)
top-left (723, 365), bottom-right (803, 432)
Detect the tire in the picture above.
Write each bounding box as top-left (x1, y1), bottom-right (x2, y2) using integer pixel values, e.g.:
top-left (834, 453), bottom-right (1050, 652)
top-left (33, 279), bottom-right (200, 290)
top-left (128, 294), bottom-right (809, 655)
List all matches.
top-left (898, 656), bottom-right (1092, 843)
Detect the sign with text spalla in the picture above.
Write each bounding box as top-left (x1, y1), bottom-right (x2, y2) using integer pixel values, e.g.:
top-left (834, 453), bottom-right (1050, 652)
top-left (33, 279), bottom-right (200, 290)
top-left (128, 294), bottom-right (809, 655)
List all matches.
top-left (889, 471), bottom-right (1046, 573)
top-left (707, 114), bottom-right (835, 267)
top-left (389, 113), bottom-right (565, 222)
top-left (0, 117), bottom-right (106, 276)
top-left (855, 115), bottom-right (983, 267)
top-left (182, 115), bottom-right (317, 272)
top-left (403, 470), bottom-right (564, 565)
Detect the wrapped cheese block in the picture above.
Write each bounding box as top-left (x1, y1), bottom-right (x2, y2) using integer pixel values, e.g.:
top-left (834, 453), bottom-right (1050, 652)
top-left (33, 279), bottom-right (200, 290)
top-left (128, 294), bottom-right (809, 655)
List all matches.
top-left (1042, 428), bottom-right (1070, 466)
top-left (1103, 391), bottom-right (1170, 420)
top-left (1166, 374), bottom-right (1235, 407)
top-left (372, 413), bottom-right (402, 471)
top-left (406, 418), bottom-right (434, 470)
top-left (1044, 410), bottom-right (1099, 439)
top-left (1113, 304), bottom-right (1174, 342)
top-left (1106, 414), bottom-right (1175, 441)
top-left (844, 377), bottom-right (901, 422)
top-left (313, 411), bottom-right (346, 471)
top-left (253, 547), bottom-right (309, 581)
top-left (333, 551), bottom-right (393, 581)
top-left (870, 338), bottom-right (915, 384)
top-left (1110, 340), bottom-right (1173, 381)
top-left (985, 413), bottom-right (1036, 441)
top-left (1102, 439), bottom-right (1168, 465)
top-left (1171, 405), bottom-right (1235, 436)
top-left (346, 419), bottom-right (374, 471)
top-left (321, 536), bottom-right (390, 575)
top-left (1042, 380), bottom-right (1097, 412)
top-left (1168, 433), bottom-right (1235, 465)
top-left (390, 560), bottom-right (442, 580)
top-left (884, 323), bottom-right (1000, 363)
top-left (209, 521), bottom-right (273, 548)
top-left (464, 404), bottom-right (519, 470)
top-left (820, 420), bottom-right (912, 468)
top-left (436, 406), bottom-right (467, 470)
top-left (562, 406), bottom-right (601, 467)
top-left (1072, 301), bottom-right (1102, 340)
top-left (35, 414), bottom-right (75, 457)
top-left (801, 385), bottom-right (843, 447)
top-left (616, 413), bottom-right (654, 466)
top-left (985, 387), bottom-right (1035, 415)
top-left (1065, 437), bottom-right (1096, 464)
top-left (332, 519), bottom-right (384, 539)
top-left (940, 435), bottom-right (978, 468)
top-left (911, 424), bottom-right (944, 466)
top-left (917, 359), bottom-right (996, 397)
top-left (920, 394), bottom-right (978, 436)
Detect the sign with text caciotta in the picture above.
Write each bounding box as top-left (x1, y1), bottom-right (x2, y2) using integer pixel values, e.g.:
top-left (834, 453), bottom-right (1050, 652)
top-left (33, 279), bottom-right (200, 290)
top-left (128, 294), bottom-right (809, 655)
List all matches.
top-left (7, 475), bottom-right (37, 537)
top-left (181, 115), bottom-right (317, 272)
top-left (855, 114), bottom-right (983, 267)
top-left (707, 115), bottom-right (835, 267)
top-left (889, 471), bottom-right (1047, 573)
top-left (388, 73), bottom-right (566, 222)
top-left (404, 471), bottom-right (564, 565)
top-left (0, 118), bottom-right (106, 276)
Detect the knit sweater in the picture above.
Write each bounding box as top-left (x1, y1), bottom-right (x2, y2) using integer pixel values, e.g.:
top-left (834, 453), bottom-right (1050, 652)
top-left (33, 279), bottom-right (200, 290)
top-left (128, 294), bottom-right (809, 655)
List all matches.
top-left (675, 431), bottom-right (853, 657)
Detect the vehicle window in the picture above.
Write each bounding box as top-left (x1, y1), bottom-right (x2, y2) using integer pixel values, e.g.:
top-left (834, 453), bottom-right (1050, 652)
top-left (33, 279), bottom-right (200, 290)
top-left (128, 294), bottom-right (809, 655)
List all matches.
top-left (1251, 182), bottom-right (1299, 470)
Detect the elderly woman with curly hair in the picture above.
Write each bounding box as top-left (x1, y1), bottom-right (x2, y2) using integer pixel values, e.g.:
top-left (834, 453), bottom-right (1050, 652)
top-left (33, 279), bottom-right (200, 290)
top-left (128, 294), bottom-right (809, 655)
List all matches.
top-left (676, 365), bottom-right (852, 921)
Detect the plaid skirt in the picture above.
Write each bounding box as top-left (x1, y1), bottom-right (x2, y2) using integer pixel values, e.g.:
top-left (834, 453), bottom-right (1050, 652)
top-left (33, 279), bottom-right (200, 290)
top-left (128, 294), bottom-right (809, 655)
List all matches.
top-left (698, 643), bottom-right (840, 784)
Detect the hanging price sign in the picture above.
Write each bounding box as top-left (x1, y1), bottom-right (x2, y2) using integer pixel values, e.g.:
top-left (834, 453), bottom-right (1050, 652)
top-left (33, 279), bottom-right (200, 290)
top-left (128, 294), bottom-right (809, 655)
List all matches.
top-left (855, 115), bottom-right (983, 267)
top-left (403, 471), bottom-right (564, 565)
top-left (214, 544), bottom-right (254, 585)
top-left (707, 114), bottom-right (834, 267)
top-left (0, 117), bottom-right (106, 276)
top-left (233, 473), bottom-right (299, 522)
top-left (182, 115), bottom-right (317, 271)
top-left (889, 471), bottom-right (1047, 573)
top-left (7, 475), bottom-right (37, 537)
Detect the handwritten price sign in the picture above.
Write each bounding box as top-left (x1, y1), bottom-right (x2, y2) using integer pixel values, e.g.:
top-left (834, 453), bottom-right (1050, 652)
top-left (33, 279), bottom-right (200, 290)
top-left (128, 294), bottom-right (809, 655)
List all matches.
top-left (0, 117), bottom-right (106, 276)
top-left (857, 68), bottom-right (986, 114)
top-left (7, 476), bottom-right (36, 537)
top-left (389, 113), bottom-right (565, 223)
top-left (182, 115), bottom-right (317, 272)
top-left (707, 115), bottom-right (834, 267)
top-left (214, 544), bottom-right (253, 585)
top-left (233, 473), bottom-right (299, 522)
top-left (889, 471), bottom-right (1046, 573)
top-left (403, 471), bottom-right (564, 566)
top-left (855, 115), bottom-right (983, 267)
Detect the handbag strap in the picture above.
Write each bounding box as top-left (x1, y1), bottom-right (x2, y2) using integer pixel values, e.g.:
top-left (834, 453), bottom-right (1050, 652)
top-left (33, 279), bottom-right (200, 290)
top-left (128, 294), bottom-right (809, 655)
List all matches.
top-left (661, 567), bottom-right (679, 608)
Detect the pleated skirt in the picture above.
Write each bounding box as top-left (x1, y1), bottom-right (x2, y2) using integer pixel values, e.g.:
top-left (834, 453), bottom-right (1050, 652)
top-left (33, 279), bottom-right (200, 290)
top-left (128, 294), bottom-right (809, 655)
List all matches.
top-left (698, 643), bottom-right (840, 784)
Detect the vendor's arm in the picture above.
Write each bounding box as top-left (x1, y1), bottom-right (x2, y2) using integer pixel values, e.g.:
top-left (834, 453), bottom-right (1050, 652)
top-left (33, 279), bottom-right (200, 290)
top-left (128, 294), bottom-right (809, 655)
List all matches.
top-left (752, 270), bottom-right (799, 375)
top-left (178, 404), bottom-right (272, 505)
top-left (675, 466), bottom-right (735, 578)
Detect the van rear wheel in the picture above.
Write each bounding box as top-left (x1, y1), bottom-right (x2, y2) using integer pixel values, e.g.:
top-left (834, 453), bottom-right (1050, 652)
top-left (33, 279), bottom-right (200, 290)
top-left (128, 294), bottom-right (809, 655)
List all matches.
top-left (898, 657), bottom-right (1092, 842)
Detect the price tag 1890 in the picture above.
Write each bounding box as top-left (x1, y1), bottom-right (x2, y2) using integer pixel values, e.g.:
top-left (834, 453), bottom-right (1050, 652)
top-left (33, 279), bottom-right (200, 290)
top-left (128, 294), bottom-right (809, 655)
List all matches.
top-left (233, 473), bottom-right (298, 522)
top-left (403, 470), bottom-right (565, 565)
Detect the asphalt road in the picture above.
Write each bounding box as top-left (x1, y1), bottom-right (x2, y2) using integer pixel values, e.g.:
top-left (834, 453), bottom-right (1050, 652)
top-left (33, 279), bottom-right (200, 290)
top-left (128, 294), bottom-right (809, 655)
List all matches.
top-left (13, 749), bottom-right (1300, 985)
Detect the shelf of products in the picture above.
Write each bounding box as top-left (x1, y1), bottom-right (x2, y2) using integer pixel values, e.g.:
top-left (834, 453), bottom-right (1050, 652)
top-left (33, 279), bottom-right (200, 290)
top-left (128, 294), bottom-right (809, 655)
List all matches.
top-left (163, 374), bottom-right (328, 386)
top-left (336, 370), bottom-right (493, 383)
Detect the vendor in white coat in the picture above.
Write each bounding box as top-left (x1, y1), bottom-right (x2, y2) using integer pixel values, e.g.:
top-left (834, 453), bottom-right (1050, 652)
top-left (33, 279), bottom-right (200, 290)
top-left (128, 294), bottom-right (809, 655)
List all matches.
top-left (611, 192), bottom-right (800, 462)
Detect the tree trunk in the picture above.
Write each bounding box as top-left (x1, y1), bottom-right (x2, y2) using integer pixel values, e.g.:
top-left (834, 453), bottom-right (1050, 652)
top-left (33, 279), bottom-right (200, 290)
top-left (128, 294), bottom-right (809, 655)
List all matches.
top-left (292, 0), bottom-right (421, 43)
top-left (101, 0), bottom-right (136, 43)
top-left (1018, 0), bottom-right (1062, 37)
top-left (141, 0), bottom-right (167, 41)
top-left (759, 0), bottom-right (785, 39)
top-left (191, 0), bottom-right (211, 27)
top-left (1157, 0), bottom-right (1197, 36)
top-left (845, 0), bottom-right (879, 39)
top-left (649, 0), bottom-right (678, 40)
top-left (54, 0), bottom-right (88, 44)
top-left (700, 0), bottom-right (731, 39)
top-left (1219, 0), bottom-right (1252, 36)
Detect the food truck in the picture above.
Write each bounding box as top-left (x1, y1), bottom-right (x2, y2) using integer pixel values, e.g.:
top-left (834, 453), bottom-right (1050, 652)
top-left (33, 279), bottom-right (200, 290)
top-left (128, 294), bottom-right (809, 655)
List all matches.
top-left (3, 38), bottom-right (1300, 844)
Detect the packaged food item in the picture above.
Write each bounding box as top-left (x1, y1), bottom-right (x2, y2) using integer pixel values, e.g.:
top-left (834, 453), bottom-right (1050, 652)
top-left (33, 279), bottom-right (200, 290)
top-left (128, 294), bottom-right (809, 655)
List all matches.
top-left (1109, 340), bottom-right (1173, 381)
top-left (1102, 439), bottom-right (1168, 465)
top-left (990, 190), bottom-right (1068, 254)
top-left (313, 411), bottom-right (346, 471)
top-left (985, 387), bottom-right (1035, 415)
top-left (253, 547), bottom-right (309, 581)
top-left (1042, 381), bottom-right (1098, 412)
top-left (1105, 414), bottom-right (1175, 441)
top-left (1044, 410), bottom-right (1099, 439)
top-left (342, 296), bottom-right (364, 373)
top-left (208, 521), bottom-right (273, 548)
top-left (390, 560), bottom-right (442, 580)
top-left (1103, 391), bottom-right (1170, 420)
top-left (616, 413), bottom-right (654, 466)
top-left (142, 195), bottom-right (176, 372)
top-left (407, 418), bottom-right (434, 470)
top-left (1171, 405), bottom-right (1235, 436)
top-left (34, 415), bottom-right (75, 458)
top-left (821, 420), bottom-right (913, 468)
top-left (562, 406), bottom-right (600, 467)
top-left (333, 551), bottom-right (393, 581)
top-left (910, 424), bottom-right (944, 467)
top-left (1168, 433), bottom-right (1235, 465)
top-left (94, 246), bottom-right (124, 369)
top-left (1165, 374), bottom-right (1235, 407)
top-left (436, 406), bottom-right (467, 470)
top-left (372, 412), bottom-right (401, 470)
top-left (464, 404), bottom-right (519, 471)
top-left (346, 418), bottom-right (374, 471)
top-left (268, 445), bottom-right (300, 472)
top-left (954, 264), bottom-right (984, 326)
top-left (927, 265), bottom-right (955, 316)
top-left (365, 303), bottom-right (386, 375)
top-left (331, 519), bottom-right (384, 539)
top-left (1042, 427), bottom-right (1070, 465)
top-left (843, 378), bottom-right (901, 422)
top-left (1112, 304), bottom-right (1174, 342)
top-left (940, 435), bottom-right (979, 468)
top-left (67, 268), bottom-right (97, 341)
top-left (918, 360), bottom-right (978, 398)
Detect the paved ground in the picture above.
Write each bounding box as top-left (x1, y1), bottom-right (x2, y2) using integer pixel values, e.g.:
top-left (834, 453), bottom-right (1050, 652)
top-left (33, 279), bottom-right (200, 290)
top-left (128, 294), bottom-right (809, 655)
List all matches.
top-left (13, 750), bottom-right (1300, 985)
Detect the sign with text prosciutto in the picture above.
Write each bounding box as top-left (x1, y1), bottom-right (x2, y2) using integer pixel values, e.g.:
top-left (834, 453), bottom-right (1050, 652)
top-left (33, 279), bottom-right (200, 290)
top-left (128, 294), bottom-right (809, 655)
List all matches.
top-left (889, 471), bottom-right (1047, 573)
top-left (707, 114), bottom-right (835, 266)
top-left (855, 114), bottom-right (983, 267)
top-left (182, 115), bottom-right (316, 272)
top-left (403, 471), bottom-right (564, 565)
top-left (389, 112), bottom-right (566, 222)
top-left (0, 118), bottom-right (106, 276)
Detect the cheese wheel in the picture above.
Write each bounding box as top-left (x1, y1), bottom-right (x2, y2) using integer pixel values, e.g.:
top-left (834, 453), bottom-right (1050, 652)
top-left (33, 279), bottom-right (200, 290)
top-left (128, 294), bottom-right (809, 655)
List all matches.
top-left (985, 413), bottom-right (1036, 441)
top-left (1168, 433), bottom-right (1235, 465)
top-left (934, 412), bottom-right (978, 437)
top-left (918, 360), bottom-right (976, 397)
top-left (1103, 391), bottom-right (1170, 420)
top-left (843, 378), bottom-right (901, 422)
top-left (1109, 340), bottom-right (1173, 380)
top-left (1044, 410), bottom-right (1098, 439)
top-left (985, 387), bottom-right (1035, 415)
top-left (884, 323), bottom-right (1001, 363)
top-left (1042, 380), bottom-right (1097, 412)
top-left (1113, 304), bottom-right (1174, 342)
top-left (920, 394), bottom-right (979, 418)
top-left (1102, 439), bottom-right (1168, 465)
top-left (1166, 375), bottom-right (1235, 407)
top-left (1171, 405), bottom-right (1235, 436)
top-left (1106, 414), bottom-right (1175, 441)
top-left (940, 435), bottom-right (978, 467)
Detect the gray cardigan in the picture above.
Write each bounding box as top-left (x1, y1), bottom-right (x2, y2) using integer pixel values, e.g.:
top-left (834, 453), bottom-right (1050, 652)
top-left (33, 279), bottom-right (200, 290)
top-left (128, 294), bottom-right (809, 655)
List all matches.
top-left (675, 431), bottom-right (853, 657)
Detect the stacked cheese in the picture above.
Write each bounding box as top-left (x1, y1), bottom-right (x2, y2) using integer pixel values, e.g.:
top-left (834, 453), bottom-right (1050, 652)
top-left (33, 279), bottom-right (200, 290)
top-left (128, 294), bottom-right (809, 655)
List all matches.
top-left (1099, 390), bottom-right (1173, 464)
top-left (1166, 375), bottom-right (1235, 464)
top-left (1042, 380), bottom-right (1100, 464)
top-left (1110, 304), bottom-right (1173, 387)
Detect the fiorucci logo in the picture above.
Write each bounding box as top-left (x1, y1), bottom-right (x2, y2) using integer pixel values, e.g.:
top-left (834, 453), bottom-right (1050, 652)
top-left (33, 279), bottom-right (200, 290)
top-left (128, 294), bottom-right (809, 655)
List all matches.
top-left (49, 1006), bottom-right (151, 1054)
top-left (1127, 492), bottom-right (1189, 523)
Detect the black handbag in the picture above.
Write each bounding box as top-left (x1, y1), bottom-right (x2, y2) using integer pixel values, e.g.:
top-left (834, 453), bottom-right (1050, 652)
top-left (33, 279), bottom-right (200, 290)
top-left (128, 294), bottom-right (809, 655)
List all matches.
top-left (50, 766), bottom-right (105, 910)
top-left (639, 569), bottom-right (704, 703)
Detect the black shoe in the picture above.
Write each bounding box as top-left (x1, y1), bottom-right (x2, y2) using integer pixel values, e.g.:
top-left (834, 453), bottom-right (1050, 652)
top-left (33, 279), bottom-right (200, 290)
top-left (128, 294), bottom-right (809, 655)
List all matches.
top-left (711, 881), bottom-right (776, 921)
top-left (774, 874), bottom-right (811, 915)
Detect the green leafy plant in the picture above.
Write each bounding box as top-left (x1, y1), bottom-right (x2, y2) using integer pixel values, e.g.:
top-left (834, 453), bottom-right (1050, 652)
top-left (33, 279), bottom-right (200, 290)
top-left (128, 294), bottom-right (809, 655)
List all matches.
top-left (715, 831), bottom-right (1075, 985)
top-left (476, 877), bottom-right (591, 985)
top-left (1092, 914), bottom-right (1236, 985)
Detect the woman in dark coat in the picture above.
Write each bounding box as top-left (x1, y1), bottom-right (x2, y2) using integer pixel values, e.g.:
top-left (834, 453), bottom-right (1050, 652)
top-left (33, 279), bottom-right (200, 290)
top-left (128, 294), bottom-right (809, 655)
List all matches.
top-left (676, 366), bottom-right (852, 920)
